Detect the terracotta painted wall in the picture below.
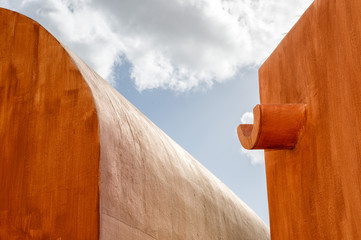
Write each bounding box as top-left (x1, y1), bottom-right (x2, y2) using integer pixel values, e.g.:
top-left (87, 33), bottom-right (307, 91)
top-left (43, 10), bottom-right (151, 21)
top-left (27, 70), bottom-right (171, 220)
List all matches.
top-left (256, 0), bottom-right (361, 238)
top-left (0, 8), bottom-right (100, 239)
top-left (0, 8), bottom-right (269, 239)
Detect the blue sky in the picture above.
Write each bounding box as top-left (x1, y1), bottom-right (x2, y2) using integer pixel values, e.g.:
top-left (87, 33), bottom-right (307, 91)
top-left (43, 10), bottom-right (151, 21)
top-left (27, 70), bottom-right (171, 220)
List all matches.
top-left (2, 0), bottom-right (314, 225)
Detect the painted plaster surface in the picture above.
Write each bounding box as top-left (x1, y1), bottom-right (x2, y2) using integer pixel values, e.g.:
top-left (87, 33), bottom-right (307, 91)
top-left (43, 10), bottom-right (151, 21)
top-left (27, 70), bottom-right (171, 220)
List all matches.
top-left (259, 0), bottom-right (361, 238)
top-left (0, 8), bottom-right (100, 239)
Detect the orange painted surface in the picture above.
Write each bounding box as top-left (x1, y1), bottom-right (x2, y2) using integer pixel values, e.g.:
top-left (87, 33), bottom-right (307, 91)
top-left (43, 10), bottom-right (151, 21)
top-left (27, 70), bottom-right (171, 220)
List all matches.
top-left (238, 104), bottom-right (306, 149)
top-left (257, 0), bottom-right (361, 238)
top-left (0, 9), bottom-right (100, 239)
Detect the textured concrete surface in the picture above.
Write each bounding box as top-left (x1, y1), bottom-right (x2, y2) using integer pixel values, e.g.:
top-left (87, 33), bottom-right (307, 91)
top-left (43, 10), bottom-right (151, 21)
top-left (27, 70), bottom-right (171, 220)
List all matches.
top-left (67, 47), bottom-right (270, 240)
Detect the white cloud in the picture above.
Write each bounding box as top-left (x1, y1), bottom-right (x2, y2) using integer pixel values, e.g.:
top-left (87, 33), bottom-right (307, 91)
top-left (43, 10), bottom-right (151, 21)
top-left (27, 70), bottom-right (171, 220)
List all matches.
top-left (2, 0), bottom-right (313, 91)
top-left (9, 0), bottom-right (124, 83)
top-left (240, 111), bottom-right (264, 165)
top-left (240, 111), bottom-right (254, 124)
top-left (241, 147), bottom-right (264, 165)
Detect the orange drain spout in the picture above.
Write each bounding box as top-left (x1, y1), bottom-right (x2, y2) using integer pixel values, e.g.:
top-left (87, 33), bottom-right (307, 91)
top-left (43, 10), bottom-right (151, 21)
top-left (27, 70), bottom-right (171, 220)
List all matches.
top-left (237, 104), bottom-right (306, 149)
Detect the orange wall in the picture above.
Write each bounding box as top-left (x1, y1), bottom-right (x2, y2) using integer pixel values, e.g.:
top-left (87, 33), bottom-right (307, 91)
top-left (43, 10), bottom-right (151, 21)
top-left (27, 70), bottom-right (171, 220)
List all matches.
top-left (260, 0), bottom-right (361, 238)
top-left (0, 9), bottom-right (100, 239)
